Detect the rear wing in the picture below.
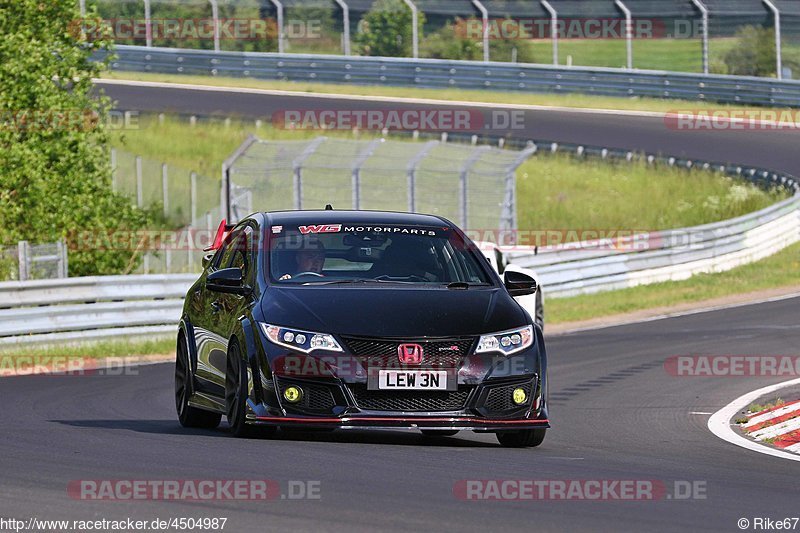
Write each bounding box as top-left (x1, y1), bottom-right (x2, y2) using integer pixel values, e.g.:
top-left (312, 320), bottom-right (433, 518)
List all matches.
top-left (204, 219), bottom-right (236, 252)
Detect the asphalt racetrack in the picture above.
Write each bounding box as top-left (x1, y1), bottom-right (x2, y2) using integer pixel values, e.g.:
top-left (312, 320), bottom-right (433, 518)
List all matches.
top-left (1, 82), bottom-right (798, 532)
top-left (1, 297), bottom-right (799, 531)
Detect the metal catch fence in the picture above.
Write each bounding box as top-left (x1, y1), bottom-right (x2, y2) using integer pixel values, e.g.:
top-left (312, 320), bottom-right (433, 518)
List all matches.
top-left (223, 135), bottom-right (535, 231)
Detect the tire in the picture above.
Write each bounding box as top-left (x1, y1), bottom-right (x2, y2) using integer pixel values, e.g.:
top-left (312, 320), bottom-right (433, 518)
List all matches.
top-left (420, 430), bottom-right (459, 437)
top-left (175, 334), bottom-right (221, 429)
top-left (225, 341), bottom-right (275, 438)
top-left (496, 428), bottom-right (546, 448)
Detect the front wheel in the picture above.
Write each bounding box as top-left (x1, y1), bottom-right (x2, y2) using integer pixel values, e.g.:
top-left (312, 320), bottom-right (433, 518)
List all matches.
top-left (225, 342), bottom-right (274, 439)
top-left (175, 335), bottom-right (221, 429)
top-left (496, 428), bottom-right (546, 448)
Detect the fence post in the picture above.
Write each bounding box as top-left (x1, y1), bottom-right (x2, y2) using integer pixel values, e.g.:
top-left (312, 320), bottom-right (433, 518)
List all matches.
top-left (269, 0), bottom-right (286, 53)
top-left (402, 0), bottom-right (419, 59)
top-left (471, 0), bottom-right (490, 62)
top-left (615, 0), bottom-right (633, 70)
top-left (541, 0), bottom-right (559, 65)
top-left (208, 0), bottom-right (221, 52)
top-left (690, 0), bottom-right (709, 75)
top-left (459, 146), bottom-right (491, 228)
top-left (135, 155), bottom-right (143, 207)
top-left (763, 0), bottom-right (783, 79)
top-left (143, 0), bottom-right (152, 48)
top-left (61, 238), bottom-right (69, 278)
top-left (17, 241), bottom-right (29, 281)
top-left (406, 140), bottom-right (439, 213)
top-left (334, 0), bottom-right (351, 56)
top-left (351, 139), bottom-right (381, 210)
top-left (162, 163), bottom-right (169, 217)
top-left (190, 172), bottom-right (198, 224)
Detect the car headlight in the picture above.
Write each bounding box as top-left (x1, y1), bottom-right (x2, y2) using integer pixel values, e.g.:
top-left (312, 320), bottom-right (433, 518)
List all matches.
top-left (475, 325), bottom-right (534, 356)
top-left (261, 323), bottom-right (343, 353)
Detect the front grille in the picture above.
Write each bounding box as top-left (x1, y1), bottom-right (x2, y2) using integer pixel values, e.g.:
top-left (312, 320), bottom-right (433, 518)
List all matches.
top-left (349, 384), bottom-right (474, 412)
top-left (483, 380), bottom-right (535, 413)
top-left (275, 377), bottom-right (336, 413)
top-left (342, 336), bottom-right (475, 369)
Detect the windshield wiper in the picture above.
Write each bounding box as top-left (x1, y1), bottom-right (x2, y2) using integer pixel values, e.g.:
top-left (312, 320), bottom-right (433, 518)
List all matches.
top-left (445, 282), bottom-right (491, 290)
top-left (301, 278), bottom-right (414, 286)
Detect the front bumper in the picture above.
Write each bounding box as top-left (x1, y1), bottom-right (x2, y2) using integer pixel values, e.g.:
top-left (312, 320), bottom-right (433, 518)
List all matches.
top-left (249, 412), bottom-right (550, 432)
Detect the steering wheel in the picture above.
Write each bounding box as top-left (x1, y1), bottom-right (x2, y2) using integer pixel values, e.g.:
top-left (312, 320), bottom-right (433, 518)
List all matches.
top-left (293, 271), bottom-right (324, 278)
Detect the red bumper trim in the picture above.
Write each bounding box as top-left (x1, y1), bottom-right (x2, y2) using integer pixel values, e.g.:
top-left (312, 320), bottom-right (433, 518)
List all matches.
top-left (254, 415), bottom-right (549, 426)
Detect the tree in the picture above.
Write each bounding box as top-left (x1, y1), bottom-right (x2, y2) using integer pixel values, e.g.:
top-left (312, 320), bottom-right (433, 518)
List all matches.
top-left (723, 25), bottom-right (777, 77)
top-left (355, 0), bottom-right (424, 57)
top-left (0, 0), bottom-right (157, 276)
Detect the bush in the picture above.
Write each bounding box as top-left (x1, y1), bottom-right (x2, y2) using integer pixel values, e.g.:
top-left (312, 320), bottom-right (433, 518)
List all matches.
top-left (723, 25), bottom-right (777, 77)
top-left (421, 17), bottom-right (537, 63)
top-left (0, 0), bottom-right (158, 276)
top-left (355, 0), bottom-right (424, 57)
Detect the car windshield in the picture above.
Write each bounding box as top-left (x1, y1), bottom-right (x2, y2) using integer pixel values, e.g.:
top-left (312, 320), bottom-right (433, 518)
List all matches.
top-left (268, 223), bottom-right (492, 286)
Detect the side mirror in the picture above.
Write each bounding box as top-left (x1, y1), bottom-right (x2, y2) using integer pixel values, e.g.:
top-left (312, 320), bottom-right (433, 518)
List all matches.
top-left (504, 269), bottom-right (537, 297)
top-left (206, 267), bottom-right (250, 296)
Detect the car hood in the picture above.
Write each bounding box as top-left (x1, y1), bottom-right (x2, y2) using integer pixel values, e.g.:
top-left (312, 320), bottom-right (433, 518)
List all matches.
top-left (261, 286), bottom-right (527, 338)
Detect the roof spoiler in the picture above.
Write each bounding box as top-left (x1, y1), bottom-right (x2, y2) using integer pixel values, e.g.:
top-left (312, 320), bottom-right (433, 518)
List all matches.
top-left (204, 219), bottom-right (235, 252)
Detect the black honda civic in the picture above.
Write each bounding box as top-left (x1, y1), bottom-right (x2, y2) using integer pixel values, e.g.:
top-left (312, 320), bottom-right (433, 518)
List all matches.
top-left (175, 209), bottom-right (549, 447)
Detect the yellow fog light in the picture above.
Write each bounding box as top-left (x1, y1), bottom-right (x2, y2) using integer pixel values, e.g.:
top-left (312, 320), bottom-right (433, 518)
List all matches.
top-left (283, 386), bottom-right (303, 403)
top-left (512, 388), bottom-right (527, 405)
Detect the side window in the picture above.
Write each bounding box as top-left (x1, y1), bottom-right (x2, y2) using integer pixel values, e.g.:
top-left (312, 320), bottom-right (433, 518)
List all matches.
top-left (213, 229), bottom-right (241, 271)
top-left (228, 227), bottom-right (255, 279)
top-left (494, 248), bottom-right (506, 274)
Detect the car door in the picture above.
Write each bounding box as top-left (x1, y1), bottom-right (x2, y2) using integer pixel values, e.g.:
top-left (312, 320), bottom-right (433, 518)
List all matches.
top-left (191, 227), bottom-right (243, 396)
top-left (204, 225), bottom-right (256, 391)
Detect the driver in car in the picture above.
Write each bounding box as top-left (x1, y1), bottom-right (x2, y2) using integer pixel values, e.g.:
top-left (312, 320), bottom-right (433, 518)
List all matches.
top-left (280, 239), bottom-right (326, 280)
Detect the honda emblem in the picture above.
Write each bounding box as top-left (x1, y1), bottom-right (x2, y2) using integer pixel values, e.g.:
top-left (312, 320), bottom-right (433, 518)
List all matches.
top-left (398, 344), bottom-right (423, 365)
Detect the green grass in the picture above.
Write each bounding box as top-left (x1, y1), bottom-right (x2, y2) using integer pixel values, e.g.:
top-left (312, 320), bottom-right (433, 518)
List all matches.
top-left (525, 38), bottom-right (704, 72)
top-left (0, 337), bottom-right (175, 365)
top-left (114, 115), bottom-right (787, 232)
top-left (517, 155), bottom-right (786, 231)
top-left (747, 399), bottom-right (785, 415)
top-left (547, 241), bottom-right (800, 324)
top-left (101, 70), bottom-right (794, 116)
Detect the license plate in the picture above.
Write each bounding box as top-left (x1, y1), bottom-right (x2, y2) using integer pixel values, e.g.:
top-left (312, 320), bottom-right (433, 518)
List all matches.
top-left (377, 370), bottom-right (449, 390)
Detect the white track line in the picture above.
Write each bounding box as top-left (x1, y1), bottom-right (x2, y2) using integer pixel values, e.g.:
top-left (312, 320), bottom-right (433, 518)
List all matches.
top-left (708, 377), bottom-right (800, 462)
top-left (785, 443), bottom-right (800, 453)
top-left (744, 400), bottom-right (800, 429)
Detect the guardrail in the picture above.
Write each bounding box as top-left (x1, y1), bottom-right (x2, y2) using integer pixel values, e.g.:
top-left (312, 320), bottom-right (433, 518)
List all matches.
top-left (506, 194), bottom-right (800, 298)
top-left (104, 45), bottom-right (800, 107)
top-left (0, 274), bottom-right (194, 346)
